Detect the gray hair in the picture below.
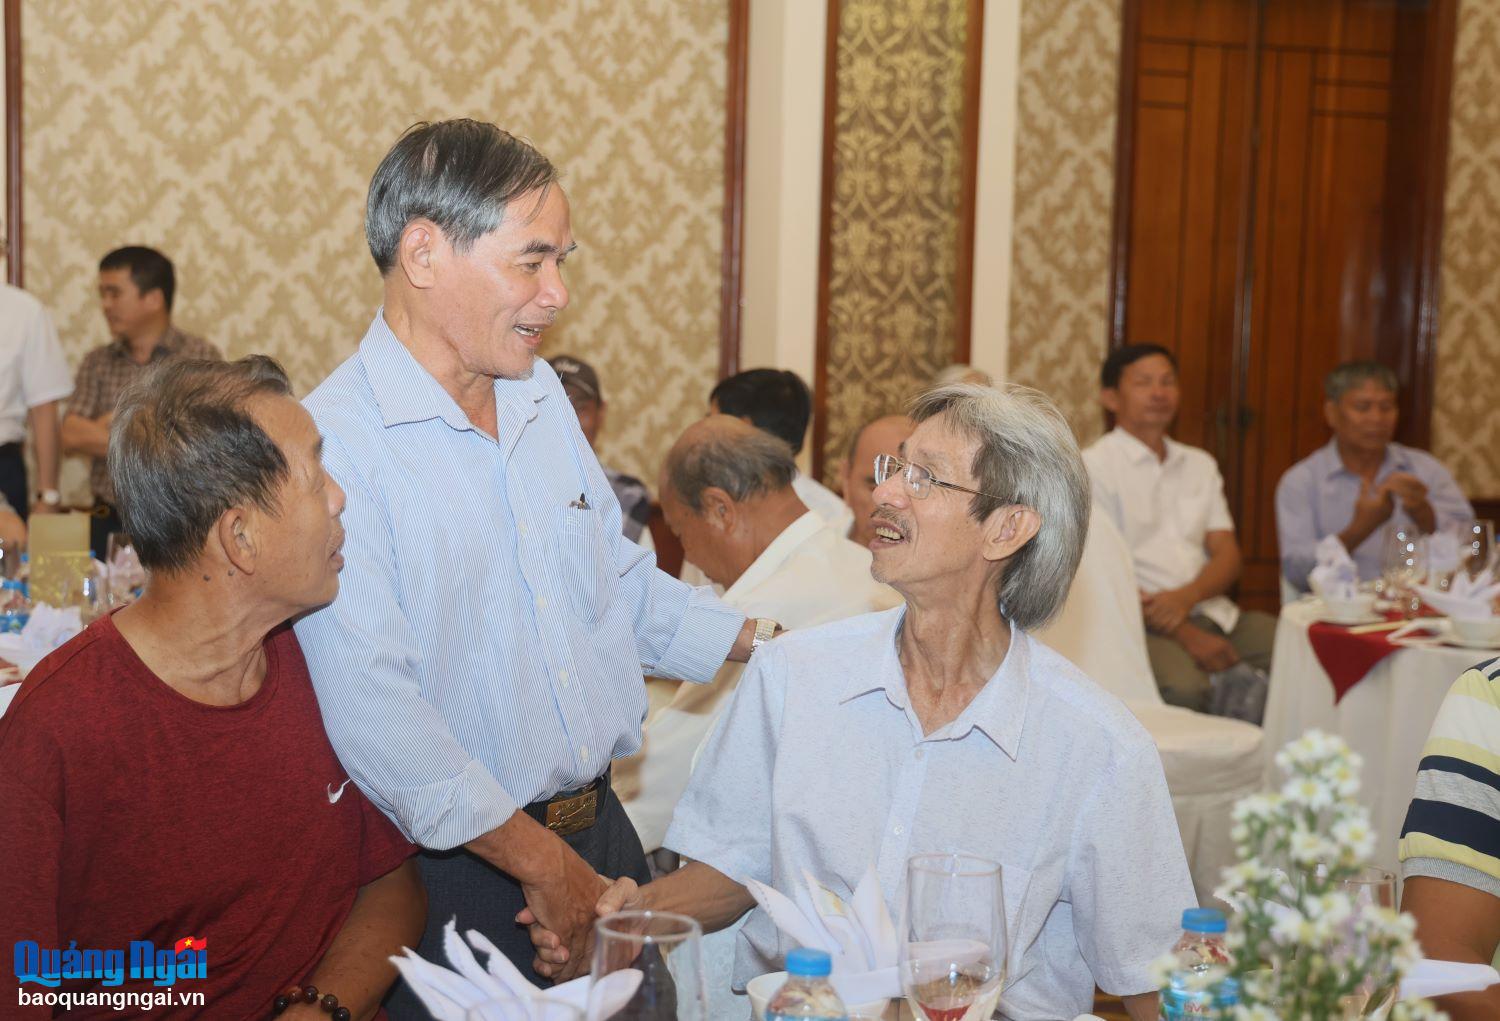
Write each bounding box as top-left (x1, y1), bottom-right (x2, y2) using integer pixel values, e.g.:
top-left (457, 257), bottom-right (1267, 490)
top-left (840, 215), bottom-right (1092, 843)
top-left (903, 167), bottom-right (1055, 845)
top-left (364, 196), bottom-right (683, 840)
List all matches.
top-left (110, 356), bottom-right (295, 574)
top-left (1324, 361), bottom-right (1398, 401)
top-left (665, 427), bottom-right (797, 512)
top-left (366, 119), bottom-right (558, 274)
top-left (908, 383), bottom-right (1090, 630)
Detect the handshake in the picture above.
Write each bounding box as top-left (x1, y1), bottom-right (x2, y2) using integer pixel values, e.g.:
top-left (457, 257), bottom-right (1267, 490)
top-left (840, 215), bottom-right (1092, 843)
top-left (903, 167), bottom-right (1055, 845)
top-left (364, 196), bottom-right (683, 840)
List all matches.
top-left (516, 866), bottom-right (644, 982)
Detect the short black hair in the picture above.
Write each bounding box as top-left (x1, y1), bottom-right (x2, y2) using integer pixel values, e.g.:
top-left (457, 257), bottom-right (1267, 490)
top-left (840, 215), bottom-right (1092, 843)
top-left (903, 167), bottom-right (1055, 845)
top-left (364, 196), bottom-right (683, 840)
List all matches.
top-left (366, 119), bottom-right (558, 274)
top-left (1101, 343), bottom-right (1177, 389)
top-left (99, 246), bottom-right (176, 312)
top-left (110, 356), bottom-right (295, 574)
top-left (709, 369), bottom-right (812, 454)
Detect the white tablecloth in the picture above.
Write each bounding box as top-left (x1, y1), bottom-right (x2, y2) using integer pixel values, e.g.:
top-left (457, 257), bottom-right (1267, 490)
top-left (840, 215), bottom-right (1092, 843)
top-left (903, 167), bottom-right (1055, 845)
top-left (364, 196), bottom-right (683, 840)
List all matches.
top-left (0, 633), bottom-right (51, 717)
top-left (1264, 600), bottom-right (1497, 873)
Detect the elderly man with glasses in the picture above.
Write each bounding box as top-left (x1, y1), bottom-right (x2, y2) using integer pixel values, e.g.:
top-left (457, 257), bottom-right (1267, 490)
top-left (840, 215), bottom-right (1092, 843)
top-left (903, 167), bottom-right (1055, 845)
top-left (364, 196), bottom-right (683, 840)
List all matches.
top-left (529, 384), bottom-right (1196, 1021)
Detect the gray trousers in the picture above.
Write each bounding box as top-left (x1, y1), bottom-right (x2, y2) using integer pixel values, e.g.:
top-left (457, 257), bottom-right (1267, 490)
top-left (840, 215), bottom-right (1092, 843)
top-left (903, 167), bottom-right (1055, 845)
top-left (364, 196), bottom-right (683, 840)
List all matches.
top-left (386, 786), bottom-right (652, 1020)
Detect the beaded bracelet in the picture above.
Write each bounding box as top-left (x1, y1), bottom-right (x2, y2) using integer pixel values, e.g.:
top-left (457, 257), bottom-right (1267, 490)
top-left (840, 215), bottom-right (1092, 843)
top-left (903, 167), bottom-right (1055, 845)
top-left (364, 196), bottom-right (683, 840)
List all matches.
top-left (271, 984), bottom-right (352, 1021)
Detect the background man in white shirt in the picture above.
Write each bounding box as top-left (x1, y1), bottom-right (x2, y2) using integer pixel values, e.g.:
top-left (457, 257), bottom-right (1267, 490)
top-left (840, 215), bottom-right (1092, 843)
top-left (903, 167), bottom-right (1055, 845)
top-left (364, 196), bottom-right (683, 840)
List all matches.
top-left (0, 283), bottom-right (72, 524)
top-left (1083, 344), bottom-right (1274, 711)
top-left (616, 414), bottom-right (900, 852)
top-left (531, 383), bottom-right (1195, 1021)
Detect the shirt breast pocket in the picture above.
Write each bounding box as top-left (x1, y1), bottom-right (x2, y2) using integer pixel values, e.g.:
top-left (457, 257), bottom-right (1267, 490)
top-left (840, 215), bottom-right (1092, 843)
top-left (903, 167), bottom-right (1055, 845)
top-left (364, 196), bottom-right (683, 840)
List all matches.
top-left (558, 505), bottom-right (616, 624)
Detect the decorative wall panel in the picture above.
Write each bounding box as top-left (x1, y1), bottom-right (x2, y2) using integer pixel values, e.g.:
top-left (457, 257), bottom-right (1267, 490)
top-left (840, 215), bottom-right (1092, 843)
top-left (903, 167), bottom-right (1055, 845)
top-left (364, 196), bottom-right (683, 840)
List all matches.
top-left (816, 0), bottom-right (975, 481)
top-left (23, 0), bottom-right (728, 489)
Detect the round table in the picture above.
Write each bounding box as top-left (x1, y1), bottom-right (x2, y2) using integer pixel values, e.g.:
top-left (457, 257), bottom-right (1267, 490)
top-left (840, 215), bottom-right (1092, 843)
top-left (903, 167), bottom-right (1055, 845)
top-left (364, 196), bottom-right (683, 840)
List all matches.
top-left (1263, 599), bottom-right (1495, 874)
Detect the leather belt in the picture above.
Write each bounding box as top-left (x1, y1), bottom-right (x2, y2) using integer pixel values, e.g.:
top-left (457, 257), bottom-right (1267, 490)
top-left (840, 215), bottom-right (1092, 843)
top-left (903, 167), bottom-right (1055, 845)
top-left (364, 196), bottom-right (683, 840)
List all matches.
top-left (523, 767), bottom-right (610, 837)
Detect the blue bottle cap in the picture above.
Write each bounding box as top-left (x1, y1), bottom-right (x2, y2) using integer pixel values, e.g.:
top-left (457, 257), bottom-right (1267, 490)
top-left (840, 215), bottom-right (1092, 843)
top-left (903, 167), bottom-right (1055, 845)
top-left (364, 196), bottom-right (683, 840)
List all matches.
top-left (1182, 907), bottom-right (1227, 933)
top-left (785, 947), bottom-right (832, 977)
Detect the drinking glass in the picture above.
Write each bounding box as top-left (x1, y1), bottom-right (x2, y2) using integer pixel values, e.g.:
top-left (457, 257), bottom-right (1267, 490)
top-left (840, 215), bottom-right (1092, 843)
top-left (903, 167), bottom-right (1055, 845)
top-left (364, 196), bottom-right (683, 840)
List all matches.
top-left (1380, 526), bottom-right (1424, 618)
top-left (1337, 867), bottom-right (1397, 1019)
top-left (1458, 519), bottom-right (1496, 582)
top-left (105, 532), bottom-right (145, 607)
top-left (0, 537), bottom-right (20, 581)
top-left (592, 910), bottom-right (705, 1021)
top-left (464, 999), bottom-right (583, 1021)
top-left (899, 853), bottom-right (1006, 1021)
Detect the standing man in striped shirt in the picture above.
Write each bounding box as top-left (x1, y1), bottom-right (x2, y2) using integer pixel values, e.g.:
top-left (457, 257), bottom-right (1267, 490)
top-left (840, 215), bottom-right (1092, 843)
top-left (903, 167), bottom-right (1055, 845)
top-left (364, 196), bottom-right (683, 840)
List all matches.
top-left (293, 120), bottom-right (772, 1015)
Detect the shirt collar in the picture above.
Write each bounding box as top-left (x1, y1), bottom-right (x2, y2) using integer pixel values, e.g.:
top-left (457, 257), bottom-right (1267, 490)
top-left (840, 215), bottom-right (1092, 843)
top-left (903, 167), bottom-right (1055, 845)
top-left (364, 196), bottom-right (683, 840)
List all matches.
top-left (724, 511), bottom-right (827, 603)
top-left (358, 310), bottom-right (549, 433)
top-left (110, 326), bottom-right (184, 360)
top-left (1317, 438), bottom-right (1411, 480)
top-left (1108, 426), bottom-right (1179, 467)
top-left (836, 606), bottom-right (1032, 760)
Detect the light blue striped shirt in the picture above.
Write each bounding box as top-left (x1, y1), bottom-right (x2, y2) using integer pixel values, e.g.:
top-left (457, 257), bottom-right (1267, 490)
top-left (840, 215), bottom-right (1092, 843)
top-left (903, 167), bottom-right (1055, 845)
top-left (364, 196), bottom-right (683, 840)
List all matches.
top-left (293, 313), bottom-right (744, 849)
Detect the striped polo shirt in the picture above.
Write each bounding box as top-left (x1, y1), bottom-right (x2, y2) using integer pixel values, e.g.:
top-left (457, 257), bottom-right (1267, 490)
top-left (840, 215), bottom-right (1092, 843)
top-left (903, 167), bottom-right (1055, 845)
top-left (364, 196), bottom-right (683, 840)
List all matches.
top-left (1399, 659), bottom-right (1500, 897)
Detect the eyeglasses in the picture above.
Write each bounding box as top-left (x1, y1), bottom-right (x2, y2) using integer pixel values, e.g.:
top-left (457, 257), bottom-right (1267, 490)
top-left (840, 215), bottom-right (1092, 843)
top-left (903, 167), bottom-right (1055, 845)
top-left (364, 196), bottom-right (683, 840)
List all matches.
top-left (873, 453), bottom-right (1009, 502)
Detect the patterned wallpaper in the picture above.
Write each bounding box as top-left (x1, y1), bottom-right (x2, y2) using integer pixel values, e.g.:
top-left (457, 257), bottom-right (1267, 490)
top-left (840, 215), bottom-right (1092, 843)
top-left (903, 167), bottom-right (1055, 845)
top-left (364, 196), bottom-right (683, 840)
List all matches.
top-left (817, 0), bottom-right (972, 482)
top-left (1433, 0), bottom-right (1500, 496)
top-left (1005, 0), bottom-right (1121, 448)
top-left (1005, 0), bottom-right (1500, 494)
top-left (22, 0), bottom-right (728, 491)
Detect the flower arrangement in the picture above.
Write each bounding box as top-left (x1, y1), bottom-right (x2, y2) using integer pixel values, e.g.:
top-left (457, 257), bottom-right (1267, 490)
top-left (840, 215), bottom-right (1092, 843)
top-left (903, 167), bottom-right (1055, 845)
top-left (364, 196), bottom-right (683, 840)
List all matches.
top-left (1159, 730), bottom-right (1445, 1020)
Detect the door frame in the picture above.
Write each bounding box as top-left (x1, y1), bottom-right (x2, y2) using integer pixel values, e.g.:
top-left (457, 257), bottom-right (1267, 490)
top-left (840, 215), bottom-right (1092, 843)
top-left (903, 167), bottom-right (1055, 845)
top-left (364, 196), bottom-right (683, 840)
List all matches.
top-left (4, 0), bottom-right (20, 287)
top-left (1105, 0), bottom-right (1457, 453)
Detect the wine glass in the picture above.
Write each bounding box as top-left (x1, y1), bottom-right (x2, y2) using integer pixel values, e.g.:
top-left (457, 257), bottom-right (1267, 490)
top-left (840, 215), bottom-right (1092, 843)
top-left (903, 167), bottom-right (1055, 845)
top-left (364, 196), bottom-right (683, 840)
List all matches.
top-left (105, 531), bottom-right (144, 607)
top-left (464, 998), bottom-right (583, 1021)
top-left (899, 853), bottom-right (1006, 1021)
top-left (1457, 519), bottom-right (1496, 583)
top-left (592, 910), bottom-right (705, 1021)
top-left (1380, 526), bottom-right (1424, 618)
top-left (1336, 867), bottom-right (1397, 1019)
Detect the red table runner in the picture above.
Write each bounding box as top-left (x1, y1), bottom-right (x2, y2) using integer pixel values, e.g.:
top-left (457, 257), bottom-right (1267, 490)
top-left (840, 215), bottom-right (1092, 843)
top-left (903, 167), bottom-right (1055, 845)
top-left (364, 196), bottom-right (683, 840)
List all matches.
top-left (1307, 613), bottom-right (1440, 704)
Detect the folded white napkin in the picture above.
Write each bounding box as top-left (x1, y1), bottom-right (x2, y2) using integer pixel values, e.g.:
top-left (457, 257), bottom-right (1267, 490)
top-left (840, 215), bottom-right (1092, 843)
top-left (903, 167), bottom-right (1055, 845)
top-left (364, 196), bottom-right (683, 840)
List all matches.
top-left (389, 919), bottom-right (641, 1021)
top-left (20, 604), bottom-right (83, 652)
top-left (1414, 566), bottom-right (1500, 619)
top-left (1399, 958), bottom-right (1500, 1001)
top-left (745, 867), bottom-right (897, 1003)
top-left (1310, 536), bottom-right (1359, 599)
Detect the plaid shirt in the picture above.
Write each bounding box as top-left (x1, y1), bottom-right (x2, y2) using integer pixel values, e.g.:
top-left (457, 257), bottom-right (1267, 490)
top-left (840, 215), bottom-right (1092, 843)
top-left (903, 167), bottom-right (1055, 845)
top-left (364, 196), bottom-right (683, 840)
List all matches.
top-left (67, 327), bottom-right (222, 504)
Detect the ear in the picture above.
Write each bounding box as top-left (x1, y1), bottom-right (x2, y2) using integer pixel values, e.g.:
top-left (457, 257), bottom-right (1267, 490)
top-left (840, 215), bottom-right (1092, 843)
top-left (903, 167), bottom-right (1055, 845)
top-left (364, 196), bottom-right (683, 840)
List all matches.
top-left (1323, 399), bottom-right (1338, 431)
top-left (699, 487), bottom-right (737, 533)
top-left (397, 219), bottom-right (441, 290)
top-left (1099, 387), bottom-right (1120, 415)
top-left (980, 505), bottom-right (1043, 565)
top-left (212, 506), bottom-right (259, 577)
top-left (143, 289), bottom-right (167, 315)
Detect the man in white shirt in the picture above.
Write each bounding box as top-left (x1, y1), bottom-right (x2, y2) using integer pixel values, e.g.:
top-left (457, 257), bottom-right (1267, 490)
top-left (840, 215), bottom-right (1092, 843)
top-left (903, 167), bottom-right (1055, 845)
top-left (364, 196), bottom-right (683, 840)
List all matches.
top-left (710, 368), bottom-right (854, 537)
top-left (530, 383), bottom-right (1195, 1021)
top-left (0, 284), bottom-right (72, 525)
top-left (1082, 344), bottom-right (1274, 711)
top-left (615, 414), bottom-right (900, 852)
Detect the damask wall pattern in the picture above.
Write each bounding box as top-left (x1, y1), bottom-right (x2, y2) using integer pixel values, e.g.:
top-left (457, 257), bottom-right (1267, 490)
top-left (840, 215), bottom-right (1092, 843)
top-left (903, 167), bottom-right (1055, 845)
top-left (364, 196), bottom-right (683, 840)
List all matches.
top-left (1004, 0), bottom-right (1122, 448)
top-left (1432, 0), bottom-right (1500, 497)
top-left (23, 0), bottom-right (728, 490)
top-left (817, 0), bottom-right (972, 482)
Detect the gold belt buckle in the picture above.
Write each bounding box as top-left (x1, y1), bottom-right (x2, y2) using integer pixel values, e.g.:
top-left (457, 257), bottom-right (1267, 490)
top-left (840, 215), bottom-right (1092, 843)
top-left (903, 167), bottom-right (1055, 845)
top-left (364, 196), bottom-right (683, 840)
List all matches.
top-left (545, 786), bottom-right (598, 836)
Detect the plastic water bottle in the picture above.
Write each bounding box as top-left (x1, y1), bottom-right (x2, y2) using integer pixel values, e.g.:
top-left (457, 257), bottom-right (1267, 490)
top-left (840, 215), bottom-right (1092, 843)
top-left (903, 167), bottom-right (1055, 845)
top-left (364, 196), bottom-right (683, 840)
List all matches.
top-left (1159, 908), bottom-right (1238, 1019)
top-left (0, 577), bottom-right (30, 633)
top-left (767, 948), bottom-right (848, 1021)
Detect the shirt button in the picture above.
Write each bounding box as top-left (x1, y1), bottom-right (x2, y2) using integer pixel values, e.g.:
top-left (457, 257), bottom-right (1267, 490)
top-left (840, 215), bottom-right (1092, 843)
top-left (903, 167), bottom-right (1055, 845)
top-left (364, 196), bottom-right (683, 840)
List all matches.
top-left (559, 670), bottom-right (570, 688)
top-left (536, 596), bottom-right (547, 611)
top-left (914, 748), bottom-right (924, 761)
top-left (519, 522), bottom-right (528, 537)
top-left (893, 824), bottom-right (904, 836)
top-left (579, 746), bottom-right (590, 763)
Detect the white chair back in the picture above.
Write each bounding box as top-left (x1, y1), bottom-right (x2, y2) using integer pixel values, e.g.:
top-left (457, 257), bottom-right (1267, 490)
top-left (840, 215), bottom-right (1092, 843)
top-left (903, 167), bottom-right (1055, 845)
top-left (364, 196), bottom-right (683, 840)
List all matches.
top-left (1036, 508), bottom-right (1162, 705)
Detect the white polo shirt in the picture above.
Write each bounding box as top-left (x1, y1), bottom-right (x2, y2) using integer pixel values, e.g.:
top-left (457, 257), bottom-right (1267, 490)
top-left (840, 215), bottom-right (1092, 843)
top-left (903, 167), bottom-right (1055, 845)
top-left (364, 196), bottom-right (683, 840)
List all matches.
top-left (0, 285), bottom-right (73, 446)
top-left (666, 607), bottom-right (1195, 1021)
top-left (617, 511), bottom-right (900, 851)
top-left (1082, 427), bottom-right (1239, 633)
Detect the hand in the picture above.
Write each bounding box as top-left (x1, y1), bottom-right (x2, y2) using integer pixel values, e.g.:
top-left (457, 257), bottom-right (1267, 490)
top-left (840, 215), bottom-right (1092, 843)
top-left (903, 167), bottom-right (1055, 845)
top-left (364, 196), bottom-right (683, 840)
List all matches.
top-left (1174, 621), bottom-right (1240, 673)
top-left (278, 1003), bottom-right (325, 1021)
top-left (1351, 479), bottom-right (1395, 531)
top-left (726, 617), bottom-right (757, 663)
top-left (1382, 471), bottom-right (1429, 510)
top-left (0, 510), bottom-right (26, 549)
top-left (525, 876), bottom-right (644, 980)
top-left (1141, 588), bottom-right (1195, 634)
top-left (512, 845), bottom-right (610, 982)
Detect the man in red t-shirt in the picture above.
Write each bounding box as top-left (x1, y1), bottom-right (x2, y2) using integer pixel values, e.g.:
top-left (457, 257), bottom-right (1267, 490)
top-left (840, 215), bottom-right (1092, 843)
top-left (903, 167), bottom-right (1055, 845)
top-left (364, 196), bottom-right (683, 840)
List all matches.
top-left (0, 356), bottom-right (424, 1020)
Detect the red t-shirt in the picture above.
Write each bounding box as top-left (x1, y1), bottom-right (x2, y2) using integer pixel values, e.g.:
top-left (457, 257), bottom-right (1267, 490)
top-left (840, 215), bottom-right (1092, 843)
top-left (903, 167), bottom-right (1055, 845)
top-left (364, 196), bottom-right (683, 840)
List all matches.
top-left (0, 615), bottom-right (415, 1020)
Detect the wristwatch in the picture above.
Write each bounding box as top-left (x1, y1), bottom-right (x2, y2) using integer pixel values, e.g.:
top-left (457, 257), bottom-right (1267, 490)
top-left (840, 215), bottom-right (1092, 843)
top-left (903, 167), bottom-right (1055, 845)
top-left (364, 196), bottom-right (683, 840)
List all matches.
top-left (750, 617), bottom-right (783, 653)
top-left (37, 489), bottom-right (61, 508)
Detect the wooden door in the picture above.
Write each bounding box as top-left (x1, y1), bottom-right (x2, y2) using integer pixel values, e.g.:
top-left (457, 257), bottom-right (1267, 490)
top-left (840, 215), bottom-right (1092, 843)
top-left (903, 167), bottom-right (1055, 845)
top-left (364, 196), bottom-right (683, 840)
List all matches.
top-left (1111, 0), bottom-right (1455, 611)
